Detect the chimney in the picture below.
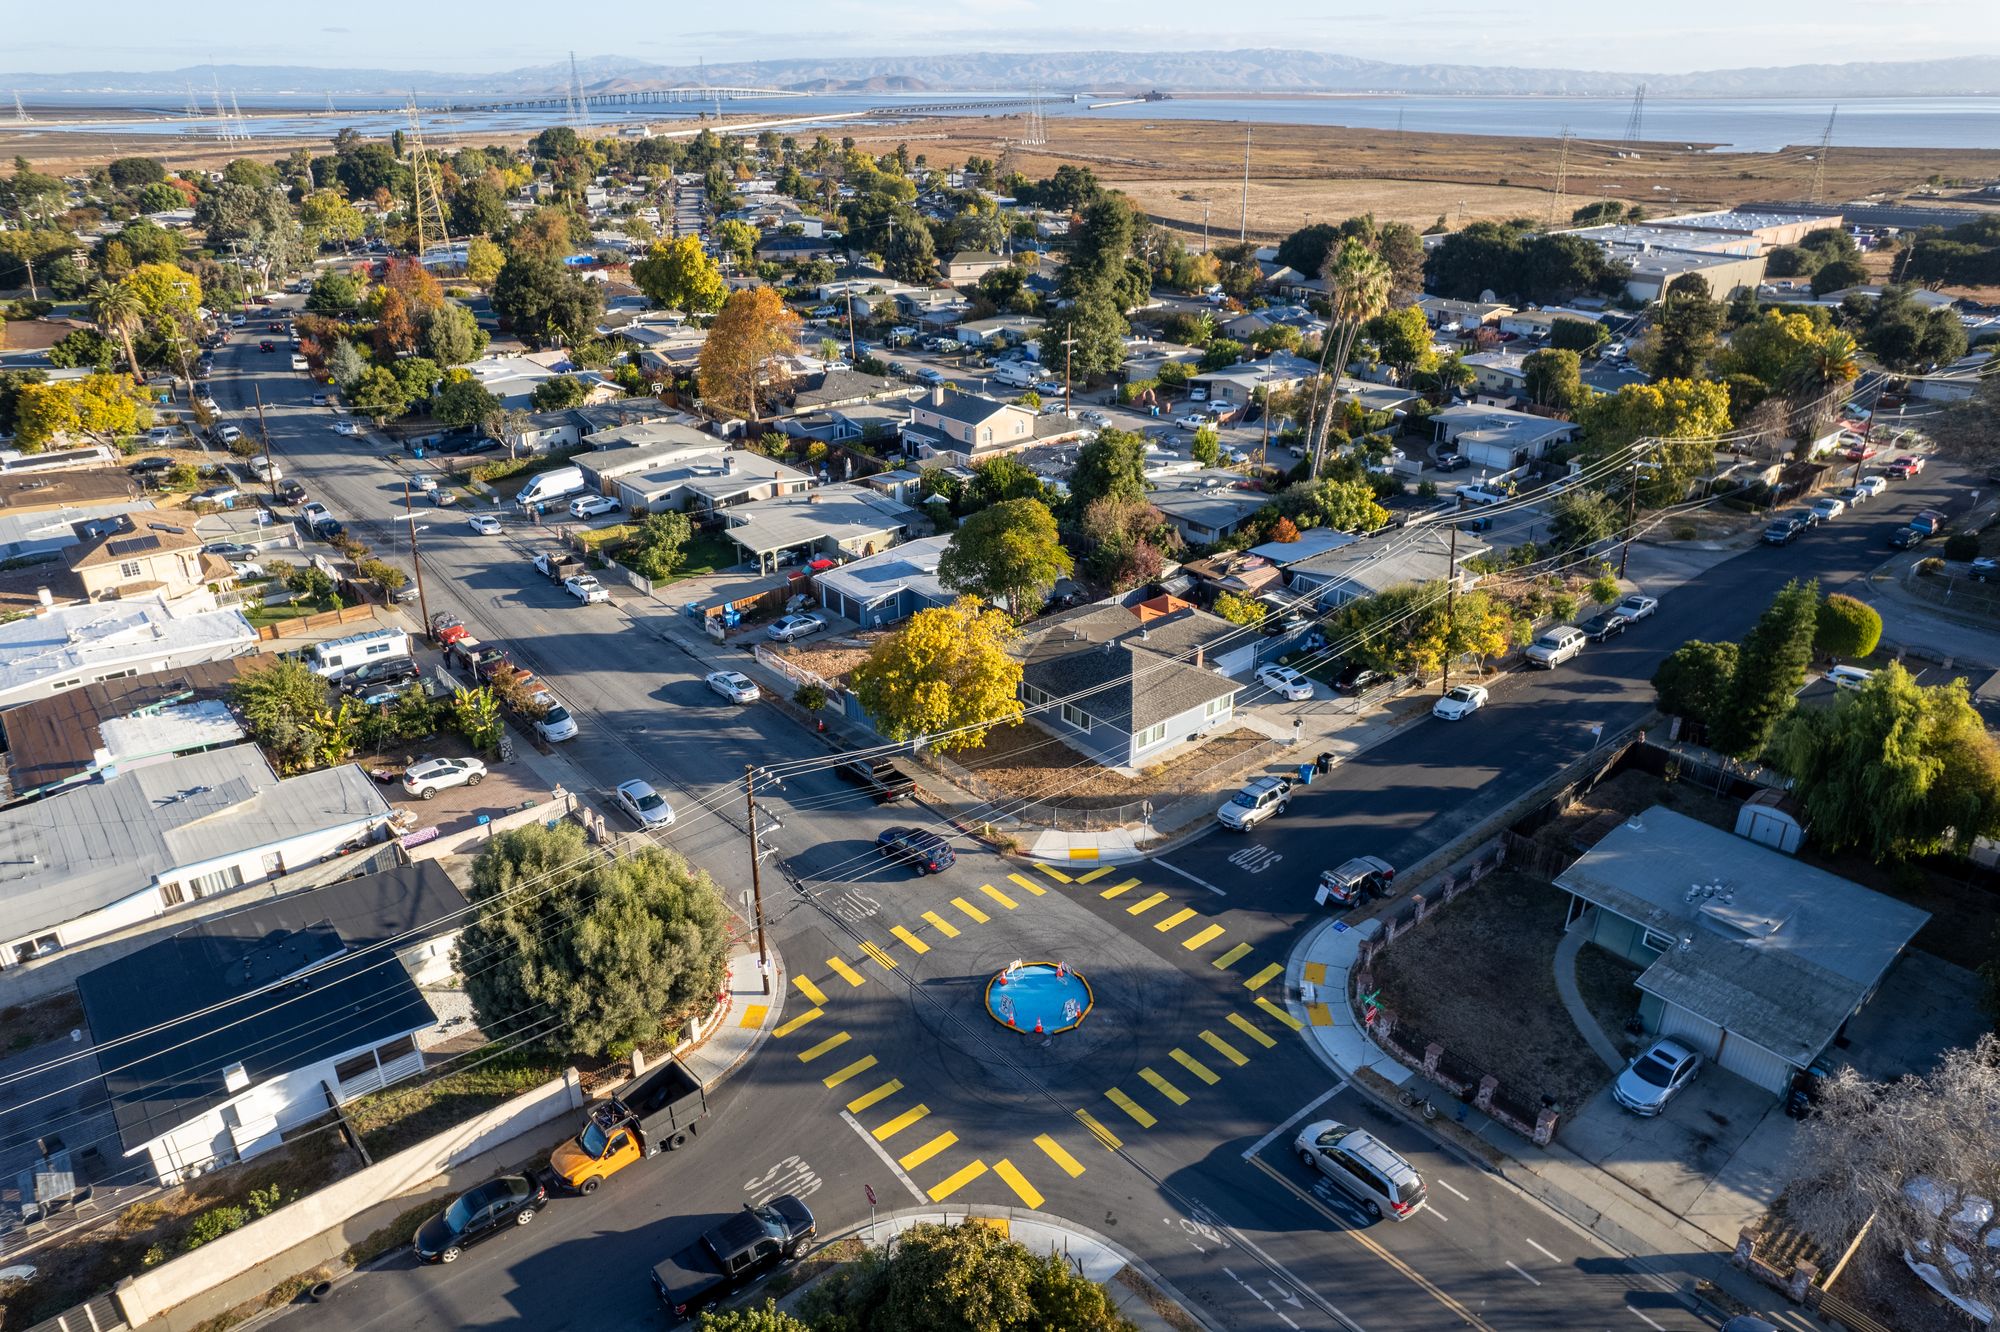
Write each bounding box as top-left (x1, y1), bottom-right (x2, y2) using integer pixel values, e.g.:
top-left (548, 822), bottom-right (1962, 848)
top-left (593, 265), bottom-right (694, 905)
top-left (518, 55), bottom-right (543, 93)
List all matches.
top-left (723, 455), bottom-right (735, 474)
top-left (1194, 643), bottom-right (1204, 668)
top-left (931, 385), bottom-right (946, 407)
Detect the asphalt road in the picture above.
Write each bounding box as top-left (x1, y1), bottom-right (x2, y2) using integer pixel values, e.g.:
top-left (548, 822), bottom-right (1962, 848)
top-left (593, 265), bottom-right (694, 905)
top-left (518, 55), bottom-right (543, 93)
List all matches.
top-left (210, 308), bottom-right (1971, 1332)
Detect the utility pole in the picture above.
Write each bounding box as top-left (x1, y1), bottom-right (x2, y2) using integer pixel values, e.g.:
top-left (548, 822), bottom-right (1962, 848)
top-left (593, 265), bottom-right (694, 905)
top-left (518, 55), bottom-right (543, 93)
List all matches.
top-left (1239, 127), bottom-right (1251, 243)
top-left (1441, 521), bottom-right (1459, 696)
top-left (744, 765), bottom-right (771, 993)
top-left (252, 386), bottom-right (278, 501)
top-left (1060, 335), bottom-right (1076, 419)
top-left (1618, 452), bottom-right (1639, 579)
top-left (403, 481), bottom-right (432, 635)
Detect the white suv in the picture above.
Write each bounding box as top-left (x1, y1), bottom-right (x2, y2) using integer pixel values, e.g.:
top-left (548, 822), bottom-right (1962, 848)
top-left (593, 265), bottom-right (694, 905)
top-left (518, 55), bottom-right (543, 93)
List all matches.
top-left (1524, 626), bottom-right (1586, 669)
top-left (1218, 776), bottom-right (1290, 831)
top-left (402, 756), bottom-right (487, 799)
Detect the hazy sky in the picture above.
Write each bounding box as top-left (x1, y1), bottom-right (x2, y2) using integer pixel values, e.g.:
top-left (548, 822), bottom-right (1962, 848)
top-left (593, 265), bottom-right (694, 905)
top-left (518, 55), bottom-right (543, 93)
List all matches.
top-left (4, 0), bottom-right (1993, 74)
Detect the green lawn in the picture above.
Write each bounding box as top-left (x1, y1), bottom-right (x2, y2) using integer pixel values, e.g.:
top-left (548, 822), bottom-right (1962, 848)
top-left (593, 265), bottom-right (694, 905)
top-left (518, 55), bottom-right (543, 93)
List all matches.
top-left (609, 526), bottom-right (742, 584)
top-left (343, 1051), bottom-right (568, 1160)
top-left (244, 602), bottom-right (320, 629)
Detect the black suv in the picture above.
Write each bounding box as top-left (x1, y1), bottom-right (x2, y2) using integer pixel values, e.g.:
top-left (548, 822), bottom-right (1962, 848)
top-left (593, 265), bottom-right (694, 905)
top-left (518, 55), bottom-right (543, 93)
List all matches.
top-left (1333, 662), bottom-right (1386, 695)
top-left (1762, 514), bottom-right (1805, 546)
top-left (876, 826), bottom-right (955, 874)
top-left (838, 758), bottom-right (917, 803)
top-left (340, 657), bottom-right (420, 691)
top-left (414, 1174), bottom-right (544, 1264)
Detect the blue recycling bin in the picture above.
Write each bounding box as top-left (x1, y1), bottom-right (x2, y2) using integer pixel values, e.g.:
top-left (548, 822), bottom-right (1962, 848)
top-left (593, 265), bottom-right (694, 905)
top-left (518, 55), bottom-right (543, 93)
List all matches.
top-left (1297, 763), bottom-right (1314, 786)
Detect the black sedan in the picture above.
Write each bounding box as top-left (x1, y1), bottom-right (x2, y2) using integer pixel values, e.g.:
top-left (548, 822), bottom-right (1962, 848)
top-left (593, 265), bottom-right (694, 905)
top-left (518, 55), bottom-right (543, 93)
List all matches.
top-left (1887, 524), bottom-right (1929, 550)
top-left (1581, 608), bottom-right (1627, 643)
top-left (414, 1174), bottom-right (545, 1264)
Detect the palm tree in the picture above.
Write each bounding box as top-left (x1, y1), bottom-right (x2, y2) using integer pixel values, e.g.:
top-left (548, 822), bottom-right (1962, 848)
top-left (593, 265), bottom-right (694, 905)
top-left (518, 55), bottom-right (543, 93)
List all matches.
top-left (1785, 329), bottom-right (1860, 443)
top-left (89, 280), bottom-right (143, 387)
top-left (1307, 239), bottom-right (1392, 476)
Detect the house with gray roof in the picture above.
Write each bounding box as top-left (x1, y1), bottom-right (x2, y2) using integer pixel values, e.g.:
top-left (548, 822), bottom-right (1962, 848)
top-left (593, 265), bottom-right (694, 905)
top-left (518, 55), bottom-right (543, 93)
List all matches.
top-left (1555, 806), bottom-right (1928, 1092)
top-left (0, 745), bottom-right (391, 972)
top-left (721, 484), bottom-right (917, 572)
top-left (814, 534), bottom-right (953, 628)
top-left (904, 388), bottom-right (1038, 466)
top-left (0, 592), bottom-right (258, 709)
top-left (1147, 470), bottom-right (1277, 545)
top-left (1284, 526), bottom-right (1488, 610)
top-left (1429, 404), bottom-right (1579, 471)
top-left (1015, 596), bottom-right (1254, 772)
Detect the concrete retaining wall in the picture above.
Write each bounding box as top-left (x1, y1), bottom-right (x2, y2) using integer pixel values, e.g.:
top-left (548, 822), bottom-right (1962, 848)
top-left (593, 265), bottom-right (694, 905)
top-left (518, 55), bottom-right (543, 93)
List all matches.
top-left (404, 793), bottom-right (575, 861)
top-left (116, 1069), bottom-right (585, 1331)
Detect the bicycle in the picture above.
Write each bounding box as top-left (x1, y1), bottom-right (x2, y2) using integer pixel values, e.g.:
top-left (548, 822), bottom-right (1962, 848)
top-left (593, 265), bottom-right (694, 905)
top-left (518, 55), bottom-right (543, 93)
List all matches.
top-left (1399, 1087), bottom-right (1440, 1121)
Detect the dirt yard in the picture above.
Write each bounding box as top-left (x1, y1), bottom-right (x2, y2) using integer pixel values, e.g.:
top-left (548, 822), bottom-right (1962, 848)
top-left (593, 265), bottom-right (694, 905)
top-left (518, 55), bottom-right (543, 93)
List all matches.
top-left (952, 720), bottom-right (1274, 808)
top-left (1370, 869), bottom-right (1615, 1115)
top-left (1102, 175), bottom-right (1557, 235)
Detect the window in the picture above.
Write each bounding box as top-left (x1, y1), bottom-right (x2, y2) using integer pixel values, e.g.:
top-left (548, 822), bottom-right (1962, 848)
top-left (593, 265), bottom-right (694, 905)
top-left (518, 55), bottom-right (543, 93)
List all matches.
top-left (1641, 927), bottom-right (1675, 955)
top-left (9, 935), bottom-right (61, 965)
top-left (374, 1034), bottom-right (418, 1063)
top-left (1060, 702), bottom-right (1092, 731)
top-left (96, 668), bottom-right (136, 683)
top-left (159, 881), bottom-right (186, 908)
top-left (188, 864), bottom-right (244, 899)
top-left (118, 561), bottom-right (143, 579)
top-left (1022, 684), bottom-right (1050, 708)
top-left (334, 1053), bottom-right (376, 1084)
top-left (1135, 721), bottom-right (1168, 749)
top-left (1204, 696), bottom-right (1231, 722)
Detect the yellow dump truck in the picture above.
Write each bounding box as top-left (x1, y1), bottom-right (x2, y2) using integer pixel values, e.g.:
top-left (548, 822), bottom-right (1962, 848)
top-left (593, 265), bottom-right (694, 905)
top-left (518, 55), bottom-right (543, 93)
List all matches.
top-left (548, 1058), bottom-right (708, 1195)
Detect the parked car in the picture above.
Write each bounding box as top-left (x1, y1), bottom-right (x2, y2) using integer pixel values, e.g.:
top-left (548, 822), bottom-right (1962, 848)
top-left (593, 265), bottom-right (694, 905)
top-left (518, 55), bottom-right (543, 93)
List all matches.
top-left (615, 779), bottom-right (676, 829)
top-left (533, 699), bottom-right (579, 743)
top-left (1855, 474), bottom-right (1888, 499)
top-left (1431, 684), bottom-right (1488, 720)
top-left (705, 670), bottom-right (760, 704)
top-left (128, 455), bottom-right (175, 475)
top-left (275, 479), bottom-right (307, 504)
top-left (341, 658), bottom-right (420, 691)
top-left (1174, 414), bottom-right (1210, 430)
top-left (1614, 594), bottom-right (1659, 622)
top-left (1972, 556), bottom-right (2000, 582)
top-left (1217, 775), bottom-right (1291, 831)
top-left (414, 1174), bottom-right (545, 1264)
top-left (652, 1198), bottom-right (816, 1324)
top-left (569, 494), bottom-right (620, 519)
top-left (1255, 664), bottom-right (1314, 701)
top-left (1293, 1120), bottom-right (1428, 1221)
top-left (1826, 665), bottom-right (1876, 690)
top-left (1911, 508), bottom-right (1948, 536)
top-left (1885, 455), bottom-right (1925, 478)
top-left (1809, 496), bottom-right (1847, 523)
top-left (1455, 482), bottom-right (1509, 506)
top-left (1333, 662), bottom-right (1386, 695)
top-left (467, 513), bottom-right (502, 535)
top-left (564, 574), bottom-right (610, 605)
top-left (1433, 452), bottom-right (1469, 472)
top-left (1314, 856), bottom-right (1398, 908)
top-left (200, 541), bottom-right (255, 559)
top-left (1524, 625), bottom-right (1587, 668)
top-left (1888, 523), bottom-right (1929, 550)
top-left (1762, 514), bottom-right (1806, 546)
top-left (227, 560), bottom-right (264, 580)
top-left (837, 758), bottom-right (917, 803)
top-left (214, 424), bottom-right (244, 445)
top-left (402, 756), bottom-right (487, 799)
top-left (875, 826), bottom-right (955, 874)
top-left (766, 612), bottom-right (827, 642)
top-left (1612, 1038), bottom-right (1701, 1116)
top-left (1837, 485), bottom-right (1869, 509)
top-left (333, 419), bottom-right (361, 436)
top-left (247, 457), bottom-right (282, 482)
top-left (1581, 608), bottom-right (1627, 643)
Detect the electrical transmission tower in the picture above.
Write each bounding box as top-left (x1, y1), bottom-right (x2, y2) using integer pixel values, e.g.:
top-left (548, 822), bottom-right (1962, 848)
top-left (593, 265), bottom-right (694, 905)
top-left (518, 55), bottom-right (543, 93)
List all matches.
top-left (211, 83), bottom-right (233, 142)
top-left (1022, 84), bottom-right (1046, 147)
top-left (564, 51), bottom-right (585, 127)
top-left (1548, 126), bottom-right (1572, 225)
top-left (405, 100), bottom-right (454, 264)
top-left (11, 93), bottom-right (26, 123)
top-left (1239, 127), bottom-right (1251, 242)
top-left (1807, 105), bottom-right (1838, 204)
top-left (1621, 84), bottom-right (1647, 142)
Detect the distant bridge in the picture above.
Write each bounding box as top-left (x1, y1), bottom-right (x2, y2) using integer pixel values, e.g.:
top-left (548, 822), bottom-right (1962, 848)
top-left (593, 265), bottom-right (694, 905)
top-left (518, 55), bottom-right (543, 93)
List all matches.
top-left (869, 94), bottom-right (1080, 116)
top-left (440, 87), bottom-right (810, 113)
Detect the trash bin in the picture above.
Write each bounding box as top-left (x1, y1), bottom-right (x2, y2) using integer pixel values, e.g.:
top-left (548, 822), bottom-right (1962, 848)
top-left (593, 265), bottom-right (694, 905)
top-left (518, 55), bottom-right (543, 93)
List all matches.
top-left (1316, 751), bottom-right (1333, 775)
top-left (1296, 763), bottom-right (1314, 785)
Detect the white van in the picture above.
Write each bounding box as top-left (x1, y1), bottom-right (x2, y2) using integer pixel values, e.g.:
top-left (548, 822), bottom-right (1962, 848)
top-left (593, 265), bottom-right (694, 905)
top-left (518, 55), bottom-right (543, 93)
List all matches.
top-left (310, 627), bottom-right (412, 678)
top-left (990, 362), bottom-right (1037, 389)
top-left (515, 466), bottom-right (588, 511)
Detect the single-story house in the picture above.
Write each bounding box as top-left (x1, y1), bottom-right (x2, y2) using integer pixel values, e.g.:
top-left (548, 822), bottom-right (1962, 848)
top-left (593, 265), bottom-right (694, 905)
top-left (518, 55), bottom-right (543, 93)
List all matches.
top-left (786, 369), bottom-right (917, 416)
top-left (1497, 309), bottom-right (1604, 341)
top-left (753, 234), bottom-right (839, 263)
top-left (76, 861), bottom-right (467, 1185)
top-left (1016, 596), bottom-right (1251, 772)
top-left (814, 534), bottom-right (953, 627)
top-left (1429, 404), bottom-right (1579, 470)
top-left (1461, 351), bottom-right (1530, 397)
top-left (721, 484), bottom-right (917, 572)
top-left (860, 468), bottom-right (925, 506)
top-left (1285, 526), bottom-right (1488, 610)
top-left (787, 401), bottom-right (910, 448)
top-left (616, 448), bottom-right (812, 516)
top-left (0, 592), bottom-right (258, 710)
top-left (1417, 297), bottom-right (1514, 331)
top-left (504, 398), bottom-right (687, 455)
top-left (1147, 470), bottom-right (1277, 545)
top-left (0, 500), bottom-right (156, 564)
top-left (1555, 806), bottom-right (1929, 1093)
top-left (455, 355), bottom-right (619, 413)
top-left (1179, 549), bottom-right (1285, 600)
top-left (903, 388), bottom-right (1038, 466)
top-left (1187, 357), bottom-right (1317, 404)
top-left (0, 745), bottom-right (391, 971)
top-left (1121, 339), bottom-right (1203, 384)
top-left (1244, 527), bottom-right (1361, 571)
top-left (942, 251), bottom-right (1008, 285)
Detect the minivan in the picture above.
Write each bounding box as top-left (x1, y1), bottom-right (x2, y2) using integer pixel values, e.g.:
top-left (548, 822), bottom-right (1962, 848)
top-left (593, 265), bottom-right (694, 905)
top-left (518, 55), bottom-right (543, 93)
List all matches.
top-left (1524, 625), bottom-right (1586, 668)
top-left (1294, 1120), bottom-right (1428, 1221)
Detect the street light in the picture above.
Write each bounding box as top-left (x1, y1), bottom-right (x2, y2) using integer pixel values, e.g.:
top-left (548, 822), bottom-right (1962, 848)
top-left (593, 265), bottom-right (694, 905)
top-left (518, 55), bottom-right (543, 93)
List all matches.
top-left (403, 481), bottom-right (432, 635)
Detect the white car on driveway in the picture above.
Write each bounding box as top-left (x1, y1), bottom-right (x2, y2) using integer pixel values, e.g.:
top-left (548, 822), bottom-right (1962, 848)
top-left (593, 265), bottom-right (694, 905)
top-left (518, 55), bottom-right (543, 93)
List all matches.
top-left (766, 612), bottom-right (827, 642)
top-left (615, 779), bottom-right (675, 829)
top-left (1431, 684), bottom-right (1489, 720)
top-left (401, 756), bottom-right (487, 800)
top-left (705, 670), bottom-right (761, 704)
top-left (1255, 664), bottom-right (1314, 701)
top-left (563, 574), bottom-right (609, 604)
top-left (1612, 1038), bottom-right (1701, 1116)
top-left (568, 494), bottom-right (620, 519)
top-left (467, 513), bottom-right (501, 535)
top-left (1613, 594), bottom-right (1659, 623)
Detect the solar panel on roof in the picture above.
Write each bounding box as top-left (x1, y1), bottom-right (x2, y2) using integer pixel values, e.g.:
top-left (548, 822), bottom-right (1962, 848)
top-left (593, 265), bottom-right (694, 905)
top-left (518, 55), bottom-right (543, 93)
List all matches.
top-left (107, 536), bottom-right (163, 556)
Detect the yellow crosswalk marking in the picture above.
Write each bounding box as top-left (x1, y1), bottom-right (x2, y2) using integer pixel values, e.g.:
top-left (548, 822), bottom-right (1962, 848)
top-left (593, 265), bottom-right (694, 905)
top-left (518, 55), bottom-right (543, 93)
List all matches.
top-left (1035, 864), bottom-right (1073, 883)
top-left (980, 883), bottom-right (1018, 909)
top-left (952, 896), bottom-right (990, 924)
top-left (1213, 942), bottom-right (1253, 970)
top-left (822, 1055), bottom-right (878, 1088)
top-left (1104, 1089), bottom-right (1156, 1128)
top-left (1256, 995), bottom-right (1304, 1030)
top-left (1308, 1003), bottom-right (1332, 1026)
top-left (1034, 1134), bottom-right (1086, 1178)
top-left (1245, 962), bottom-right (1283, 990)
top-left (994, 1159), bottom-right (1044, 1209)
top-left (1007, 873), bottom-right (1047, 896)
top-left (1075, 865), bottom-right (1116, 884)
top-left (859, 941), bottom-right (898, 971)
top-left (1169, 1049), bottom-right (1220, 1085)
top-left (921, 910), bottom-right (961, 939)
top-left (799, 1032), bottom-right (850, 1062)
top-left (872, 1104), bottom-right (930, 1140)
top-left (1126, 891), bottom-right (1169, 916)
top-left (1098, 877), bottom-right (1141, 899)
top-left (1075, 1109), bottom-right (1123, 1150)
top-left (1199, 1030), bottom-right (1249, 1066)
top-left (1227, 1012), bottom-right (1278, 1048)
top-left (1138, 1067), bottom-right (1190, 1106)
top-left (1302, 962), bottom-right (1328, 985)
top-left (793, 977), bottom-right (827, 1006)
top-left (889, 925), bottom-right (931, 955)
top-left (899, 1131), bottom-right (957, 1169)
top-left (1182, 924), bottom-right (1226, 951)
top-left (827, 957), bottom-right (865, 987)
top-left (738, 1003), bottom-right (768, 1029)
top-left (1154, 907), bottom-right (1197, 932)
top-left (927, 1160), bottom-right (989, 1201)
top-left (774, 1007), bottom-right (824, 1037)
top-left (845, 1079), bottom-right (902, 1114)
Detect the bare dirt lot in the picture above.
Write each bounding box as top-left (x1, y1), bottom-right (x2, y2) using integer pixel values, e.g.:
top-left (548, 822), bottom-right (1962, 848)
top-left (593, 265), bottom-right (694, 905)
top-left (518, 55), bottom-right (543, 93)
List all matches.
top-left (1101, 176), bottom-right (1558, 236)
top-left (952, 720), bottom-right (1274, 808)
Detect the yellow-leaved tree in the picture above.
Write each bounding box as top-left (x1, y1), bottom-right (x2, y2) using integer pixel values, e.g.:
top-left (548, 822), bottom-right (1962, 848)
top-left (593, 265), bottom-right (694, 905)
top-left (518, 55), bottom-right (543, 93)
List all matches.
top-left (850, 598), bottom-right (1024, 755)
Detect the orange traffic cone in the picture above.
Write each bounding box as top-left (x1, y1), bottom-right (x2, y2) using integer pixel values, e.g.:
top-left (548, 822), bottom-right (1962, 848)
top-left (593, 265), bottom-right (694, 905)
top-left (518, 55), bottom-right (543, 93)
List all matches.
top-left (1034, 1017), bottom-right (1045, 1035)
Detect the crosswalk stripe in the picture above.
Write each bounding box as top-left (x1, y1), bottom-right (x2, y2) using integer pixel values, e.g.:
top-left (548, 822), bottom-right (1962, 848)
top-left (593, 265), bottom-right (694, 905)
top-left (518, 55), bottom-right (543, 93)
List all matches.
top-left (921, 910), bottom-right (961, 939)
top-left (1182, 924), bottom-right (1226, 951)
top-left (1138, 1067), bottom-right (1190, 1106)
top-left (1255, 995), bottom-right (1304, 1030)
top-left (898, 1131), bottom-right (957, 1169)
top-left (1034, 1134), bottom-right (1086, 1178)
top-left (1126, 891), bottom-right (1169, 916)
top-left (1098, 877), bottom-right (1141, 899)
top-left (1227, 1012), bottom-right (1278, 1048)
top-left (1199, 1030), bottom-right (1249, 1066)
top-left (1007, 872), bottom-right (1047, 896)
top-left (951, 896), bottom-right (990, 924)
top-left (1169, 1048), bottom-right (1221, 1085)
top-left (889, 925), bottom-right (931, 955)
top-left (793, 976), bottom-right (828, 1006)
top-left (1154, 907), bottom-right (1197, 932)
top-left (980, 883), bottom-right (1018, 909)
top-left (845, 1079), bottom-right (903, 1114)
top-left (927, 1160), bottom-right (989, 1201)
top-left (1245, 962), bottom-right (1283, 991)
top-left (798, 1032), bottom-right (850, 1062)
top-left (773, 1007), bottom-right (824, 1037)
top-left (827, 957), bottom-right (865, 987)
top-left (872, 1104), bottom-right (930, 1140)
top-left (1075, 865), bottom-right (1116, 884)
top-left (822, 1055), bottom-right (878, 1088)
top-left (1075, 1109), bottom-right (1123, 1150)
top-left (1035, 864), bottom-right (1073, 884)
top-left (1104, 1089), bottom-right (1156, 1128)
top-left (1213, 942), bottom-right (1253, 970)
top-left (994, 1159), bottom-right (1044, 1209)
top-left (859, 941), bottom-right (898, 971)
